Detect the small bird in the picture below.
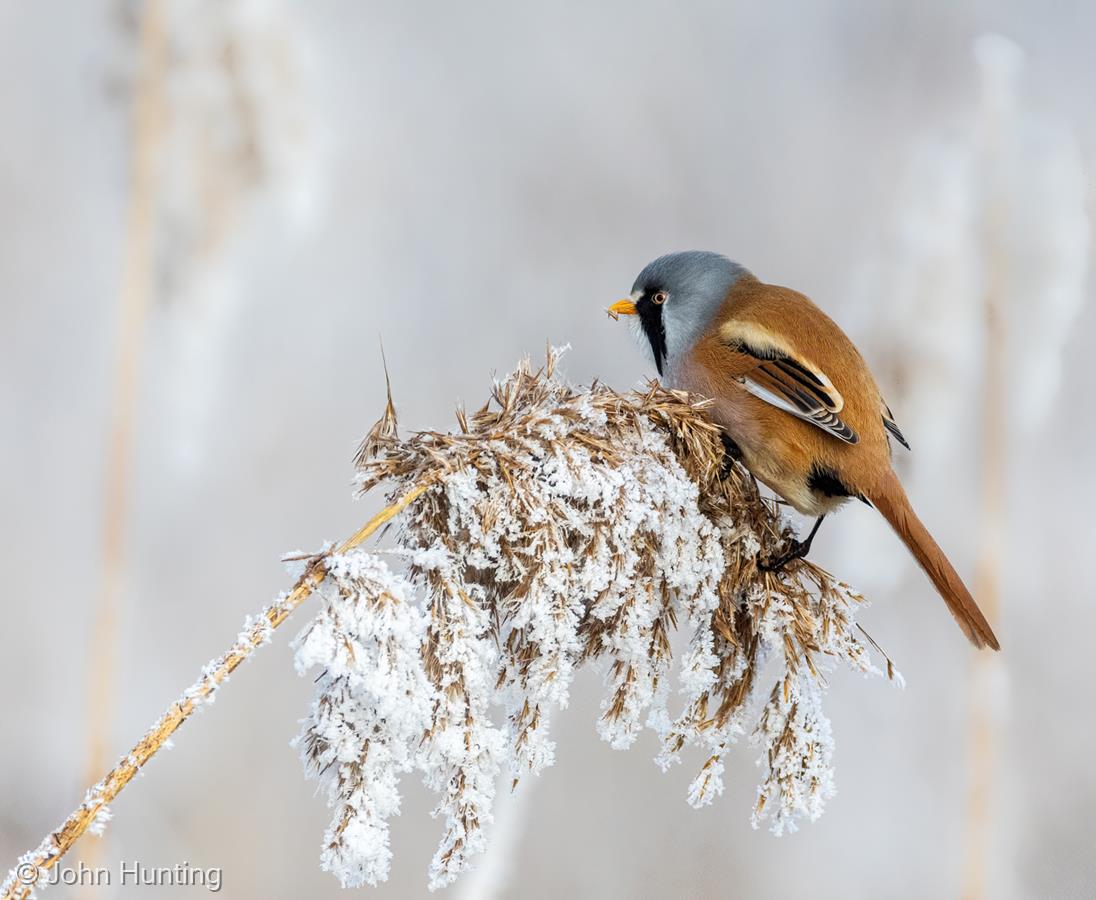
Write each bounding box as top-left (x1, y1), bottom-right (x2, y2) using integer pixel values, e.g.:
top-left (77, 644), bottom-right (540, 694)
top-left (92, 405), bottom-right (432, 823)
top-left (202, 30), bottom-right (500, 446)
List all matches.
top-left (608, 251), bottom-right (999, 650)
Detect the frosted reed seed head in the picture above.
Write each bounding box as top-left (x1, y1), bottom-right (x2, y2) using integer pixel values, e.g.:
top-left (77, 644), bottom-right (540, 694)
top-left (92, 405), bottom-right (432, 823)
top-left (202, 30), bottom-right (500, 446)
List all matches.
top-left (293, 348), bottom-right (896, 889)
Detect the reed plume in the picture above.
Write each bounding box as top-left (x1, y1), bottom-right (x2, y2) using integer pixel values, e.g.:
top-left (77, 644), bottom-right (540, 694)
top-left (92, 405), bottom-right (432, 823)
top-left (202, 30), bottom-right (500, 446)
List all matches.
top-left (2, 349), bottom-right (896, 898)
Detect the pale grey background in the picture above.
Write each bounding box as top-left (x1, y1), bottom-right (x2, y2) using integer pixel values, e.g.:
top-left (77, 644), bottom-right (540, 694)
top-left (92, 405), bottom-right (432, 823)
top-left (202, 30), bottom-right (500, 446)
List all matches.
top-left (2, 2), bottom-right (1094, 898)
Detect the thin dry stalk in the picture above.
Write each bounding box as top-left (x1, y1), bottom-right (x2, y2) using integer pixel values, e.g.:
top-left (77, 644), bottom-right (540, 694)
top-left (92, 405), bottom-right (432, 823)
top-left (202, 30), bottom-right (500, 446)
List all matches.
top-left (80, 0), bottom-right (169, 865)
top-left (961, 215), bottom-right (1008, 900)
top-left (0, 483), bottom-right (429, 900)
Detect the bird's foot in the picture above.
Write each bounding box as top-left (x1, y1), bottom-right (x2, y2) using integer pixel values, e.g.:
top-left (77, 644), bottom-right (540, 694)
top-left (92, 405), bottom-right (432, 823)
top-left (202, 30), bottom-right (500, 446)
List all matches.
top-left (719, 433), bottom-right (743, 478)
top-left (759, 539), bottom-right (808, 573)
top-left (759, 515), bottom-right (825, 573)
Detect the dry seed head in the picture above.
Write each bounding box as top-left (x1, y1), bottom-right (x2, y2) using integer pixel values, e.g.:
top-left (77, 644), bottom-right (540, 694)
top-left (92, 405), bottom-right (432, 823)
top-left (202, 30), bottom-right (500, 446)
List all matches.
top-left (294, 348), bottom-right (896, 889)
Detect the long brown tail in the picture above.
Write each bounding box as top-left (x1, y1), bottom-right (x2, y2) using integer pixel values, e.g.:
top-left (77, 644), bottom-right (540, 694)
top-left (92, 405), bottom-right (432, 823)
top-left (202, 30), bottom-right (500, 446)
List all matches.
top-left (866, 471), bottom-right (1000, 651)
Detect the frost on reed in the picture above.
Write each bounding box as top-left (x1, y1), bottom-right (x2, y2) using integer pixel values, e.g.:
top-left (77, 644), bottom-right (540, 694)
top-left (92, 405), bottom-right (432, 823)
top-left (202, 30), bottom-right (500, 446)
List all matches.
top-left (292, 350), bottom-right (894, 890)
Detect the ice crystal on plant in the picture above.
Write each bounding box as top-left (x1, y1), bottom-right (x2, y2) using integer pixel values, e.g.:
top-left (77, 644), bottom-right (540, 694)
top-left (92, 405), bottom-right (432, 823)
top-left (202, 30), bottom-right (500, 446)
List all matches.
top-left (0, 835), bottom-right (58, 899)
top-left (87, 805), bottom-right (113, 838)
top-left (293, 349), bottom-right (896, 890)
top-left (293, 554), bottom-right (434, 887)
top-left (751, 672), bottom-right (836, 835)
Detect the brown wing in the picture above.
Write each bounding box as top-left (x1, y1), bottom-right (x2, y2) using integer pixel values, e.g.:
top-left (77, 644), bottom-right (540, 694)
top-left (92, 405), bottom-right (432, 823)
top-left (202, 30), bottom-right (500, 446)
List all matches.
top-left (722, 331), bottom-right (859, 444)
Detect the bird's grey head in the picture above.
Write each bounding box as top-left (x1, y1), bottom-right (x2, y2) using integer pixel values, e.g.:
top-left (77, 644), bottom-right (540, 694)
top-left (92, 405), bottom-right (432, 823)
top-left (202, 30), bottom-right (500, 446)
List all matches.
top-left (610, 251), bottom-right (749, 376)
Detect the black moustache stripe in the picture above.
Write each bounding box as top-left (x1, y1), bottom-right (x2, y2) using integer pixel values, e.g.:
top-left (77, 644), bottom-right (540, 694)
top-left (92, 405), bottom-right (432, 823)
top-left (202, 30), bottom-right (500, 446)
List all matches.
top-left (637, 299), bottom-right (667, 376)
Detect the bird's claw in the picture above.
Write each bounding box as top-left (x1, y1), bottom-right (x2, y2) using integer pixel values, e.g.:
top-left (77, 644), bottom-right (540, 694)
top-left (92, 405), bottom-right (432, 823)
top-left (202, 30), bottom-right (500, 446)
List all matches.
top-left (759, 540), bottom-right (805, 573)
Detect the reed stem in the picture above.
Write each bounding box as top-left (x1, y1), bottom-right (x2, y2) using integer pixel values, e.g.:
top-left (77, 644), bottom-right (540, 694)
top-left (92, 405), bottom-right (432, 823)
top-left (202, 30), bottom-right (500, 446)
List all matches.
top-left (961, 206), bottom-right (1007, 900)
top-left (82, 0), bottom-right (168, 828)
top-left (1, 482), bottom-right (431, 900)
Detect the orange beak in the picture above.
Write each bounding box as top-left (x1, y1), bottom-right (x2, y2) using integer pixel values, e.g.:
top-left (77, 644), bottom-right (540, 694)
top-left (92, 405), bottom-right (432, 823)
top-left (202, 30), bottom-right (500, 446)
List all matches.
top-left (607, 298), bottom-right (638, 320)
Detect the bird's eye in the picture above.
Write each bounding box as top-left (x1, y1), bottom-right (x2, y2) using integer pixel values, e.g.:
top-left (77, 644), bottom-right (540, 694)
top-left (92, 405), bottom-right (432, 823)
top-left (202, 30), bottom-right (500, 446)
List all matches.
top-left (652, 291), bottom-right (668, 305)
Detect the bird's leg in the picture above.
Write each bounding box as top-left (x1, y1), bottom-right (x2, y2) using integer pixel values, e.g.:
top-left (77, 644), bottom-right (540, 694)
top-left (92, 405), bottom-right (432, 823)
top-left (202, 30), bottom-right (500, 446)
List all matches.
top-left (761, 515), bottom-right (826, 573)
top-left (719, 432), bottom-right (743, 478)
